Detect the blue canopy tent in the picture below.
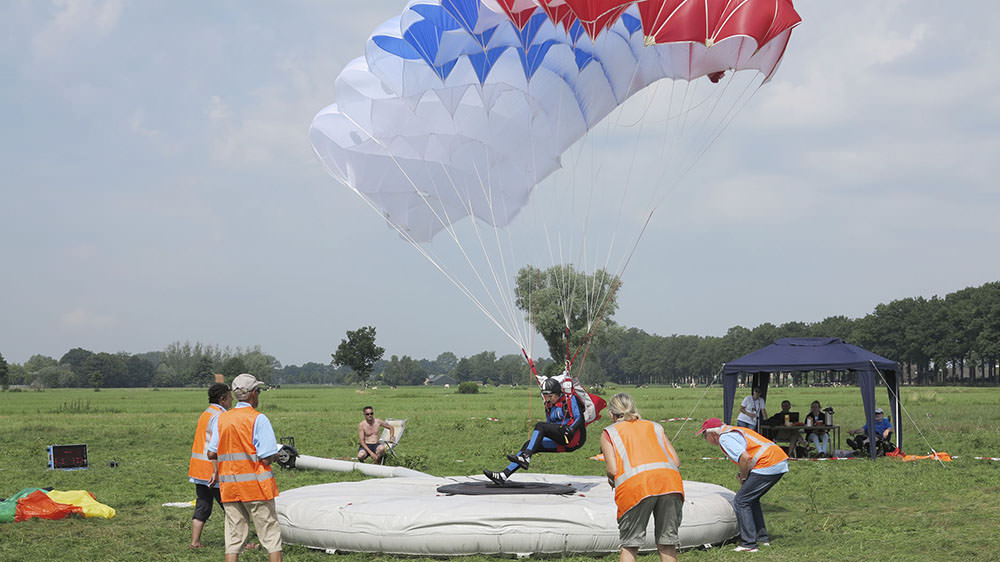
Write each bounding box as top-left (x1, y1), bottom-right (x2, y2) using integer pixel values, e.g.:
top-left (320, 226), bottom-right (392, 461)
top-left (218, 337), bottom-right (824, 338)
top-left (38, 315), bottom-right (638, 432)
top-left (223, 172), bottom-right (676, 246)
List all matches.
top-left (722, 337), bottom-right (900, 460)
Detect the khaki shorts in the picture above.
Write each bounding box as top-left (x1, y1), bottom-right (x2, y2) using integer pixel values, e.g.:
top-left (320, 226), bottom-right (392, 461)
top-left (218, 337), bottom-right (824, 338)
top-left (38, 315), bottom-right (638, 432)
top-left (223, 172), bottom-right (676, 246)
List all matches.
top-left (223, 499), bottom-right (283, 554)
top-left (618, 493), bottom-right (684, 548)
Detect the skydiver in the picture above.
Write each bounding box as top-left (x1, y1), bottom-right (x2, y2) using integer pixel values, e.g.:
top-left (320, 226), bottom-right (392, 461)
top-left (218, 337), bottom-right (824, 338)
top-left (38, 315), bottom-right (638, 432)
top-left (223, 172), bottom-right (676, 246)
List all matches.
top-left (483, 376), bottom-right (586, 486)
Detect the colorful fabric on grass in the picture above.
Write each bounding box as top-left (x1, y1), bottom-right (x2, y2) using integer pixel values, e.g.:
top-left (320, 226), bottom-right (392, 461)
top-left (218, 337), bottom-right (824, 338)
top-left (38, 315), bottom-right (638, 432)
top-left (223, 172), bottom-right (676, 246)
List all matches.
top-left (46, 490), bottom-right (116, 519)
top-left (900, 452), bottom-right (952, 462)
top-left (0, 488), bottom-right (115, 523)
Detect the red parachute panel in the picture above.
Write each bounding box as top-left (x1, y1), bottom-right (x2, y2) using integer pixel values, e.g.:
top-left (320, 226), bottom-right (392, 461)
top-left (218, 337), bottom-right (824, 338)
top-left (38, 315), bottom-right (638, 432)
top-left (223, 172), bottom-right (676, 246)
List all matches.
top-left (536, 0), bottom-right (579, 33)
top-left (639, 0), bottom-right (800, 48)
top-left (496, 0), bottom-right (539, 30)
top-left (563, 0), bottom-right (636, 40)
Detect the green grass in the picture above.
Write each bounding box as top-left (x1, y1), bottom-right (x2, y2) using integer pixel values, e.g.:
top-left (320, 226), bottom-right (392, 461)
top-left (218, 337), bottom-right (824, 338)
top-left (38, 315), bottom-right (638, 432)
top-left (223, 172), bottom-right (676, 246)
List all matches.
top-left (1, 385), bottom-right (999, 561)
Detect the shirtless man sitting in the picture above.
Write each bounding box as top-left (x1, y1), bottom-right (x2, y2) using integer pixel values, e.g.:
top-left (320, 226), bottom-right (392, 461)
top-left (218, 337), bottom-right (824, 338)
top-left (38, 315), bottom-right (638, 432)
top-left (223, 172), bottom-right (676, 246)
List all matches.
top-left (357, 406), bottom-right (395, 463)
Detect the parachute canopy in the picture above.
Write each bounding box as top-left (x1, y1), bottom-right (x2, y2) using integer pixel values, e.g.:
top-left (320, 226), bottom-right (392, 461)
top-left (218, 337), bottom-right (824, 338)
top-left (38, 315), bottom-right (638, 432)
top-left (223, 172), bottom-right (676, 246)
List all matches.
top-left (0, 488), bottom-right (116, 523)
top-left (310, 0), bottom-right (800, 242)
top-left (310, 0), bottom-right (800, 358)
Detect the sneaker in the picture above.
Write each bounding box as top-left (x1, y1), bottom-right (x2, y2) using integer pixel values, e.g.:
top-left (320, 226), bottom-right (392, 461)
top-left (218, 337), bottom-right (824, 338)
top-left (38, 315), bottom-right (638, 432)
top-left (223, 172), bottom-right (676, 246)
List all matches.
top-left (483, 470), bottom-right (508, 486)
top-left (733, 545), bottom-right (759, 552)
top-left (506, 453), bottom-right (530, 470)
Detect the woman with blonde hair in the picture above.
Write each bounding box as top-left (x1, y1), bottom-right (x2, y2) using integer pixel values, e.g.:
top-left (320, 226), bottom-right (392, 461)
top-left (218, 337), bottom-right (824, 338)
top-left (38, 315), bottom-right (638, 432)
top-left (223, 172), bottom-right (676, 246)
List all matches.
top-left (600, 393), bottom-right (684, 562)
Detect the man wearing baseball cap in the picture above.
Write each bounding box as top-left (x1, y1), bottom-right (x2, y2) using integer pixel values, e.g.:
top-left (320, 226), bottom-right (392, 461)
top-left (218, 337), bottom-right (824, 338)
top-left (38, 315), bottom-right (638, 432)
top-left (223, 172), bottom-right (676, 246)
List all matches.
top-left (846, 407), bottom-right (894, 454)
top-left (207, 373), bottom-right (282, 561)
top-left (697, 417), bottom-right (788, 552)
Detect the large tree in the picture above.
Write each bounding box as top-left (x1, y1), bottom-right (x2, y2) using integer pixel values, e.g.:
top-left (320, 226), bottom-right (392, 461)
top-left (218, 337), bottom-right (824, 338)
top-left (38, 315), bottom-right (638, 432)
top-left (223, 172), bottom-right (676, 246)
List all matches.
top-left (193, 356), bottom-right (216, 387)
top-left (126, 355), bottom-right (156, 387)
top-left (220, 356), bottom-right (247, 380)
top-left (381, 355), bottom-right (427, 386)
top-left (81, 353), bottom-right (128, 389)
top-left (514, 264), bottom-right (620, 365)
top-left (332, 326), bottom-right (385, 384)
top-left (59, 348), bottom-right (94, 376)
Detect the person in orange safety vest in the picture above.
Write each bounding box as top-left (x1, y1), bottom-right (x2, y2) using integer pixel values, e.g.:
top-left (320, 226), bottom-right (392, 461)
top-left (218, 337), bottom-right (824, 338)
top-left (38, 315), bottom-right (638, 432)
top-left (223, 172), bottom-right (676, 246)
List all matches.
top-left (697, 417), bottom-right (789, 553)
top-left (600, 393), bottom-right (684, 562)
top-left (188, 382), bottom-right (232, 549)
top-left (207, 373), bottom-right (282, 562)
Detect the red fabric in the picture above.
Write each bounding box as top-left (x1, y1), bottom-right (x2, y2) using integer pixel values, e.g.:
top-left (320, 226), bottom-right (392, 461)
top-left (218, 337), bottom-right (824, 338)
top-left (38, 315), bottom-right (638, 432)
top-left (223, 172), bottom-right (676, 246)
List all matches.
top-left (496, 0), bottom-right (539, 30)
top-left (555, 429), bottom-right (584, 452)
top-left (537, 0), bottom-right (578, 32)
top-left (638, 0), bottom-right (800, 47)
top-left (562, 0), bottom-right (635, 39)
top-left (15, 490), bottom-right (83, 522)
top-left (587, 393), bottom-right (607, 425)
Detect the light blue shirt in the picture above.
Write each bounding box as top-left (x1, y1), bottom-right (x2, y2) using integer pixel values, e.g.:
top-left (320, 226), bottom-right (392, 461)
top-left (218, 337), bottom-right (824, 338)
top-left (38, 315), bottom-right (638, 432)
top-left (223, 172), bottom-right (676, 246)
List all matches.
top-left (206, 402), bottom-right (280, 459)
top-left (719, 431), bottom-right (789, 475)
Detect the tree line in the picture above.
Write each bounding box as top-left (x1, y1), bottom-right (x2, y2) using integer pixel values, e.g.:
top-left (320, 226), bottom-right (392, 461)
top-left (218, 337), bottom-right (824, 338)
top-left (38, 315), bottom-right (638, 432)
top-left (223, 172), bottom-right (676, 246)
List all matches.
top-left (2, 281), bottom-right (998, 390)
top-left (0, 342), bottom-right (279, 390)
top-left (592, 281), bottom-right (1000, 386)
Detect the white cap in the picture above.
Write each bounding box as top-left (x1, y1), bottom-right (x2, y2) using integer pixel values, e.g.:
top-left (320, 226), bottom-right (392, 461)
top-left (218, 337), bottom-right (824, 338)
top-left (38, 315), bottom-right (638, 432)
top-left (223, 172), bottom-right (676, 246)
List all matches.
top-left (231, 373), bottom-right (266, 400)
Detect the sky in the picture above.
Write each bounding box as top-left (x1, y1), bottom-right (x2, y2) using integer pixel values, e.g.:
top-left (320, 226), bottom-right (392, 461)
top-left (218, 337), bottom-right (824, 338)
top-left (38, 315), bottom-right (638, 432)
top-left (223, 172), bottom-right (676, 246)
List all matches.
top-left (2, 1), bottom-right (998, 367)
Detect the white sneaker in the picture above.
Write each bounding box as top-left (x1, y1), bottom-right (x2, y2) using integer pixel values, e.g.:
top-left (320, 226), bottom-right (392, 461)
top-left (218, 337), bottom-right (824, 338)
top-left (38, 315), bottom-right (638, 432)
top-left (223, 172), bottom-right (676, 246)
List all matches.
top-left (483, 470), bottom-right (508, 486)
top-left (733, 545), bottom-right (759, 552)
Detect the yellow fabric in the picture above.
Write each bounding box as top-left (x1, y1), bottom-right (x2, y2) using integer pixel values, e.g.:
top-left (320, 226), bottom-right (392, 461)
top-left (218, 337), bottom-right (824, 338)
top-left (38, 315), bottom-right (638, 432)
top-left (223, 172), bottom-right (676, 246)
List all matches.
top-left (44, 490), bottom-right (116, 519)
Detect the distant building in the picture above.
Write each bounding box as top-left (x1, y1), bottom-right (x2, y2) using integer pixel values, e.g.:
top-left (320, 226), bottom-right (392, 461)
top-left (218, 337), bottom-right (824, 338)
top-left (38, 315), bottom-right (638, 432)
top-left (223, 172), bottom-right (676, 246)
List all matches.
top-left (426, 374), bottom-right (457, 386)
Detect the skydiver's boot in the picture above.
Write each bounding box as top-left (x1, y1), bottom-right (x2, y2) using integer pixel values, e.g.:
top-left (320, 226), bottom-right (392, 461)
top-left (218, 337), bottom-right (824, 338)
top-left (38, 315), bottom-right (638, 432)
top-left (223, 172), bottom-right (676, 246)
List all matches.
top-left (483, 469), bottom-right (509, 486)
top-left (506, 452), bottom-right (531, 470)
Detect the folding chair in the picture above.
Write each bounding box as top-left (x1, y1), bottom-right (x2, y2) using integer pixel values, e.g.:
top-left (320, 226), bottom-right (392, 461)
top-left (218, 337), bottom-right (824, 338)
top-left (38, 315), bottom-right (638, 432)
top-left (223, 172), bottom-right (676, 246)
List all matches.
top-left (377, 418), bottom-right (407, 464)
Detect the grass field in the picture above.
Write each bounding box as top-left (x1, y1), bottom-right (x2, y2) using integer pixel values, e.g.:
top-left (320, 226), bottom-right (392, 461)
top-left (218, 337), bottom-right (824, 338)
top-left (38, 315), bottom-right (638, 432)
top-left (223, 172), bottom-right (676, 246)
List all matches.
top-left (2, 384), bottom-right (999, 561)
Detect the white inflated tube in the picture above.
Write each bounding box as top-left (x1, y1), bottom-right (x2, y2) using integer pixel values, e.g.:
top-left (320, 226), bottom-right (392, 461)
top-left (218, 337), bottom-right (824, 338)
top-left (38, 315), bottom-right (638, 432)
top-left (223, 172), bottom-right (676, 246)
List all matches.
top-left (292, 454), bottom-right (429, 478)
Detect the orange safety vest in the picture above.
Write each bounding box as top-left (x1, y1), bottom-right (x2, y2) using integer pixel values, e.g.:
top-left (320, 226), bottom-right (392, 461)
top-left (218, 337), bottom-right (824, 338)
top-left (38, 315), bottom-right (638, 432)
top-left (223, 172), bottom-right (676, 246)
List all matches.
top-left (217, 407), bottom-right (279, 503)
top-left (188, 404), bottom-right (226, 481)
top-left (721, 424), bottom-right (788, 469)
top-left (604, 419), bottom-right (684, 519)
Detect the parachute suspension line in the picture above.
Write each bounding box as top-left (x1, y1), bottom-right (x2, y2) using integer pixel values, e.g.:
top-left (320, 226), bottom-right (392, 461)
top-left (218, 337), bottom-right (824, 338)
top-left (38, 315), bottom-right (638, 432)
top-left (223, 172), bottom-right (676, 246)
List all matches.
top-left (571, 56), bottom-right (659, 335)
top-left (425, 158), bottom-right (524, 345)
top-left (558, 93), bottom-right (589, 331)
top-left (463, 157), bottom-right (531, 349)
top-left (332, 110), bottom-right (526, 349)
top-left (650, 71), bottom-right (764, 212)
top-left (670, 365), bottom-right (724, 442)
top-left (567, 273), bottom-right (622, 370)
top-left (871, 361), bottom-right (947, 468)
top-left (522, 349), bottom-right (538, 419)
top-left (581, 50), bottom-right (649, 333)
top-left (564, 326), bottom-right (572, 368)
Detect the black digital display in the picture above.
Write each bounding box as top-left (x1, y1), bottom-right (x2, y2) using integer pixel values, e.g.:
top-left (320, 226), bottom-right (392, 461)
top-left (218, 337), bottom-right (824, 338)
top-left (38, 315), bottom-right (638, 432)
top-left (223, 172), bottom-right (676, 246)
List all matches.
top-left (48, 444), bottom-right (88, 470)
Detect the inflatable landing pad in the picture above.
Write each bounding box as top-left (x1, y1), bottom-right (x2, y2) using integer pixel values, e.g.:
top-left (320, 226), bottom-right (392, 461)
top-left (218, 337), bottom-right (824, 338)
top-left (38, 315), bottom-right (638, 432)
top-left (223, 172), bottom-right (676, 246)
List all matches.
top-left (277, 474), bottom-right (737, 556)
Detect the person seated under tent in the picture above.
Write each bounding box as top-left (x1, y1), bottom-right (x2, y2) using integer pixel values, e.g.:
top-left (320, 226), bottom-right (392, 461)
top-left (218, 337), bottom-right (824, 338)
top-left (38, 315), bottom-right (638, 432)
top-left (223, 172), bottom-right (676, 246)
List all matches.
top-left (846, 407), bottom-right (895, 455)
top-left (483, 377), bottom-right (587, 486)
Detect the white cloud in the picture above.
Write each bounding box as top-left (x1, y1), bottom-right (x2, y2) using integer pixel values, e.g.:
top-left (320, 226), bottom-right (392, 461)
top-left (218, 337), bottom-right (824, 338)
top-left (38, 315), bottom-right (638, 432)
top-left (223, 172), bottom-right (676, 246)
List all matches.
top-left (207, 95), bottom-right (230, 122)
top-left (60, 307), bottom-right (116, 330)
top-left (31, 0), bottom-right (122, 59)
top-left (128, 109), bottom-right (161, 140)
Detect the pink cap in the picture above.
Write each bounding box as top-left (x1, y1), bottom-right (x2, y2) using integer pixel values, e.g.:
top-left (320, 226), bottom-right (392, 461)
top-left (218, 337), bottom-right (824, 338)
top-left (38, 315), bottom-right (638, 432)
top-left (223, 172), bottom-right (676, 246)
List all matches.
top-left (695, 417), bottom-right (724, 435)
